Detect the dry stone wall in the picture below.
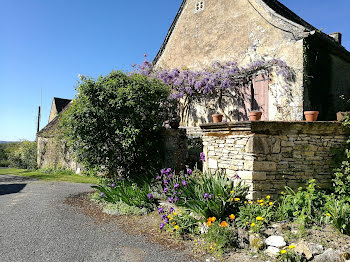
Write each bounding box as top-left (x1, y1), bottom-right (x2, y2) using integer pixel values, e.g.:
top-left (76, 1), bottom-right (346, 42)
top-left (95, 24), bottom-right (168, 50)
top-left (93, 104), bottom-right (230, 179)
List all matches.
top-left (201, 121), bottom-right (346, 199)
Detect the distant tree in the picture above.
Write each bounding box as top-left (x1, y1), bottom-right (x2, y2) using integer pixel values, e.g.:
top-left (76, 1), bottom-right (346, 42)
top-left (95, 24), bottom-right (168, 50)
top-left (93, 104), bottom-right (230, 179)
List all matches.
top-left (60, 71), bottom-right (175, 179)
top-left (5, 141), bottom-right (37, 169)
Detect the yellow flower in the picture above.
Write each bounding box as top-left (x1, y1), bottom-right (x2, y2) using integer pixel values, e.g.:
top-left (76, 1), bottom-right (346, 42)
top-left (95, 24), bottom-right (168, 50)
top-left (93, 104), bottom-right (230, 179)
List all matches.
top-left (257, 199), bottom-right (262, 203)
top-left (269, 202), bottom-right (273, 206)
top-left (173, 212), bottom-right (177, 216)
top-left (234, 198), bottom-right (240, 202)
top-left (289, 245), bottom-right (296, 249)
top-left (230, 190), bottom-right (234, 194)
top-left (244, 201), bottom-right (247, 204)
top-left (309, 185), bottom-right (312, 188)
top-left (172, 222), bottom-right (176, 225)
top-left (218, 194), bottom-right (221, 196)
top-left (256, 216), bottom-right (264, 221)
top-left (281, 191), bottom-right (285, 195)
top-left (326, 213), bottom-right (331, 217)
top-left (174, 225), bottom-right (179, 230)
top-left (298, 187), bottom-right (302, 190)
top-left (251, 223), bottom-right (256, 227)
top-left (249, 201), bottom-right (252, 204)
top-left (246, 222), bottom-right (249, 225)
top-left (260, 203), bottom-right (264, 206)
top-left (229, 198), bottom-right (233, 202)
top-left (229, 214), bottom-right (235, 220)
top-left (220, 221), bottom-right (228, 227)
top-left (266, 195), bottom-right (271, 199)
top-left (281, 250), bottom-right (286, 254)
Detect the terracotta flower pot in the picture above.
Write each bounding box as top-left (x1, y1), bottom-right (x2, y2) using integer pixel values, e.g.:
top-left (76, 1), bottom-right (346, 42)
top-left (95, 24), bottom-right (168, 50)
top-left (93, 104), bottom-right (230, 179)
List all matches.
top-left (336, 112), bottom-right (350, 121)
top-left (304, 111), bottom-right (319, 121)
top-left (248, 111), bottom-right (262, 121)
top-left (212, 114), bottom-right (223, 123)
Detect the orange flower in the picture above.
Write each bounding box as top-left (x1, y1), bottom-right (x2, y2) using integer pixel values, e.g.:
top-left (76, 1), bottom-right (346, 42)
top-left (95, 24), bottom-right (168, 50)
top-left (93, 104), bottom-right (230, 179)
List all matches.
top-left (207, 217), bottom-right (216, 223)
top-left (229, 214), bottom-right (235, 220)
top-left (206, 221), bottom-right (212, 226)
top-left (220, 221), bottom-right (228, 227)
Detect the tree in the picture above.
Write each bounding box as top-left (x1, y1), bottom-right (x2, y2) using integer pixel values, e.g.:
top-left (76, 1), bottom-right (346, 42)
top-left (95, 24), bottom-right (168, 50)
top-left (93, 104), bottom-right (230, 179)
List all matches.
top-left (60, 71), bottom-right (175, 179)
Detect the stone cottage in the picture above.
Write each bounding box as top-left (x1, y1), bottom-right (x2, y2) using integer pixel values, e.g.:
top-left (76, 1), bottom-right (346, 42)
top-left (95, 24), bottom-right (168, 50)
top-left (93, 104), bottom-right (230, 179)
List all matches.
top-left (36, 97), bottom-right (82, 172)
top-left (153, 0), bottom-right (350, 130)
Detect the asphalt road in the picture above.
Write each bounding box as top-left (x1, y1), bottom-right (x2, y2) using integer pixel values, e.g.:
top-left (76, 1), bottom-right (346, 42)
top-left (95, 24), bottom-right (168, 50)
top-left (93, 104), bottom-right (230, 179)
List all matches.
top-left (0, 174), bottom-right (190, 262)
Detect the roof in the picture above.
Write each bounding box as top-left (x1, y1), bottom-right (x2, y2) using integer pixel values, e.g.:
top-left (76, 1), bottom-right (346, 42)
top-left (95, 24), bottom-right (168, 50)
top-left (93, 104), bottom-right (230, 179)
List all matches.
top-left (153, 0), bottom-right (350, 65)
top-left (54, 97), bottom-right (72, 114)
top-left (37, 99), bottom-right (72, 137)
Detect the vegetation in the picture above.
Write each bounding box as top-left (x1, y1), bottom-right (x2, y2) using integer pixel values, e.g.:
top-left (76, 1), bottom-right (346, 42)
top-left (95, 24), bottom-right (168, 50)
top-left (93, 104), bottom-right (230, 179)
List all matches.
top-left (0, 168), bottom-right (98, 184)
top-left (0, 141), bottom-right (37, 169)
top-left (60, 71), bottom-right (176, 180)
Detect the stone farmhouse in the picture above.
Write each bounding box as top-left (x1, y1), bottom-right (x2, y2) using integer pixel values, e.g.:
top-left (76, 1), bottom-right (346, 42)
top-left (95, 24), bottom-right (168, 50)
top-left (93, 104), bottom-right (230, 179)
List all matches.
top-left (37, 0), bottom-right (350, 199)
top-left (154, 0), bottom-right (350, 132)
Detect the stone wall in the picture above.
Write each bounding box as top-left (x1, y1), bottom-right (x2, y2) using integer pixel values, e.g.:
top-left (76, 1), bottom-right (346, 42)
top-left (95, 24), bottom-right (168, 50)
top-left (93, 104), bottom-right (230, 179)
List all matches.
top-left (201, 121), bottom-right (346, 199)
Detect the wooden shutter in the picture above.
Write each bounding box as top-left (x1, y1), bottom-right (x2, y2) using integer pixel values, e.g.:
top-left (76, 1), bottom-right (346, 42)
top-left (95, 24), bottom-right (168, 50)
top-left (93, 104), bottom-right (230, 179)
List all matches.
top-left (252, 73), bottom-right (269, 121)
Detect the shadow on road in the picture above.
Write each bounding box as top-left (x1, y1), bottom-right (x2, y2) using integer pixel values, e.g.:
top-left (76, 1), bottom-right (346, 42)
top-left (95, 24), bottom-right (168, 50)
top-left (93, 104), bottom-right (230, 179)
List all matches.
top-left (0, 184), bottom-right (26, 196)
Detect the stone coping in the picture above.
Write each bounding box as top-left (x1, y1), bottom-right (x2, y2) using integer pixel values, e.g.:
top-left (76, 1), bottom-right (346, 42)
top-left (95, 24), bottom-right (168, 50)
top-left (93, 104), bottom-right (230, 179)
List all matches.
top-left (200, 121), bottom-right (346, 136)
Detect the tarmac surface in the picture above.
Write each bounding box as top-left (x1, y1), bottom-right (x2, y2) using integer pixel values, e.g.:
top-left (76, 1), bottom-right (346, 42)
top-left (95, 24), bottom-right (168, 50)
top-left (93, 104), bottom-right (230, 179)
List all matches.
top-left (0, 174), bottom-right (189, 262)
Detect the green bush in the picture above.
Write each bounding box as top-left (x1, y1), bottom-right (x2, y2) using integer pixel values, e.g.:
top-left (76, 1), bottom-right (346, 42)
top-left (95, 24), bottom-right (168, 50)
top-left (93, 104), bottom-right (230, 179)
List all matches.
top-left (60, 71), bottom-right (175, 179)
top-left (92, 179), bottom-right (156, 211)
top-left (323, 196), bottom-right (350, 235)
top-left (171, 170), bottom-right (249, 220)
top-left (276, 180), bottom-right (327, 226)
top-left (5, 141), bottom-right (37, 169)
top-left (203, 221), bottom-right (238, 253)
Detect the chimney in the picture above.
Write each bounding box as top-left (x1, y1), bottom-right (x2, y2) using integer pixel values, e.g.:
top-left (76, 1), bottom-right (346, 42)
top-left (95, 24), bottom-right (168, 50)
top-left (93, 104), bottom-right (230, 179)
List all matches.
top-left (329, 32), bottom-right (342, 44)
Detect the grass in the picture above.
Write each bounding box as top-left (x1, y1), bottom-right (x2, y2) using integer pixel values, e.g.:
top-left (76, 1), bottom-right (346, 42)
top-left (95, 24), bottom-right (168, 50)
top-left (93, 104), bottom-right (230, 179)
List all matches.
top-left (0, 168), bottom-right (98, 184)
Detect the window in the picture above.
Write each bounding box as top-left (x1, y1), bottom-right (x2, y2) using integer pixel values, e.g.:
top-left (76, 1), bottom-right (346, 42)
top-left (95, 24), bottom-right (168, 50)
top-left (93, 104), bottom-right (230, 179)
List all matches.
top-left (195, 1), bottom-right (205, 12)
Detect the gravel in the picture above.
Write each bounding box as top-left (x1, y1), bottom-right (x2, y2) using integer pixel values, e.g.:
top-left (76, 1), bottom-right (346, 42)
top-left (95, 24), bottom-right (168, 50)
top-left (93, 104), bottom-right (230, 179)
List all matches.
top-left (0, 175), bottom-right (190, 262)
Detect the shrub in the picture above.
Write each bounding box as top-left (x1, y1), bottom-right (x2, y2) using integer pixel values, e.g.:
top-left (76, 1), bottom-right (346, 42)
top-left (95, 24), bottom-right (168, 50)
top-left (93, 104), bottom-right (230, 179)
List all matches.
top-left (162, 209), bottom-right (200, 235)
top-left (5, 141), bottom-right (37, 169)
top-left (155, 166), bottom-right (249, 220)
top-left (93, 179), bottom-right (156, 211)
top-left (323, 196), bottom-right (350, 235)
top-left (60, 71), bottom-right (175, 180)
top-left (277, 247), bottom-right (306, 262)
top-left (276, 180), bottom-right (327, 226)
top-left (237, 196), bottom-right (275, 233)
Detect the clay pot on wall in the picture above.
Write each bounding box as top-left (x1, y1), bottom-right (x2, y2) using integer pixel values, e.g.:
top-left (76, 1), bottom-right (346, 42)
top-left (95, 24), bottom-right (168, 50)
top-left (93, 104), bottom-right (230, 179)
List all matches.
top-left (336, 112), bottom-right (350, 122)
top-left (304, 111), bottom-right (319, 121)
top-left (248, 111), bottom-right (262, 121)
top-left (212, 114), bottom-right (223, 123)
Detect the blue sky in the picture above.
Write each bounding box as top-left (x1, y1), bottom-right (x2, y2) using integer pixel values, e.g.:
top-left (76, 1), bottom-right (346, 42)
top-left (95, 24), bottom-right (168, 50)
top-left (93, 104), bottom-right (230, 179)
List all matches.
top-left (0, 0), bottom-right (349, 141)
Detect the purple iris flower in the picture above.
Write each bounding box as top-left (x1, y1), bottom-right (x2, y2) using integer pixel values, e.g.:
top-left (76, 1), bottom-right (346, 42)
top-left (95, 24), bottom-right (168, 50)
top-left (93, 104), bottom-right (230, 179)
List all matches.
top-left (203, 193), bottom-right (209, 199)
top-left (164, 218), bottom-right (169, 224)
top-left (168, 197), bottom-right (173, 203)
top-left (186, 168), bottom-right (192, 175)
top-left (182, 180), bottom-right (188, 187)
top-left (169, 207), bottom-right (174, 213)
top-left (110, 183), bottom-right (115, 188)
top-left (161, 214), bottom-right (167, 220)
top-left (156, 176), bottom-right (161, 180)
top-left (174, 196), bottom-right (179, 202)
top-left (200, 152), bottom-right (206, 162)
top-left (158, 208), bottom-right (164, 214)
top-left (166, 168), bottom-right (172, 174)
top-left (168, 174), bottom-right (173, 179)
top-left (100, 192), bottom-right (105, 197)
top-left (163, 180), bottom-right (168, 185)
top-left (147, 193), bottom-right (153, 200)
top-left (161, 169), bottom-right (166, 175)
top-left (160, 223), bottom-right (165, 230)
top-left (174, 184), bottom-right (179, 189)
top-left (234, 174), bottom-right (241, 179)
top-left (209, 194), bottom-right (213, 199)
top-left (163, 188), bottom-right (169, 193)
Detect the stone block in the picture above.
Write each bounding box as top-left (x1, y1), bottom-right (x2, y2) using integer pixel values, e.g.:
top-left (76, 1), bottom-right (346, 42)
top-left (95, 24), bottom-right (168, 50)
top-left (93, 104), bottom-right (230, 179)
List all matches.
top-left (254, 161), bottom-right (277, 171)
top-left (208, 158), bottom-right (218, 169)
top-left (244, 160), bottom-right (254, 170)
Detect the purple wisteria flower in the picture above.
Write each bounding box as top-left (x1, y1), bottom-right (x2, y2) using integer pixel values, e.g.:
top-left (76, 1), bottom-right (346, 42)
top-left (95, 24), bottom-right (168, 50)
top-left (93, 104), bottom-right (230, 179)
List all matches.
top-left (182, 180), bottom-right (188, 187)
top-left (163, 188), bottom-right (169, 193)
top-left (147, 193), bottom-right (153, 200)
top-left (160, 223), bottom-right (165, 230)
top-left (158, 208), bottom-right (164, 214)
top-left (200, 152), bottom-right (206, 162)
